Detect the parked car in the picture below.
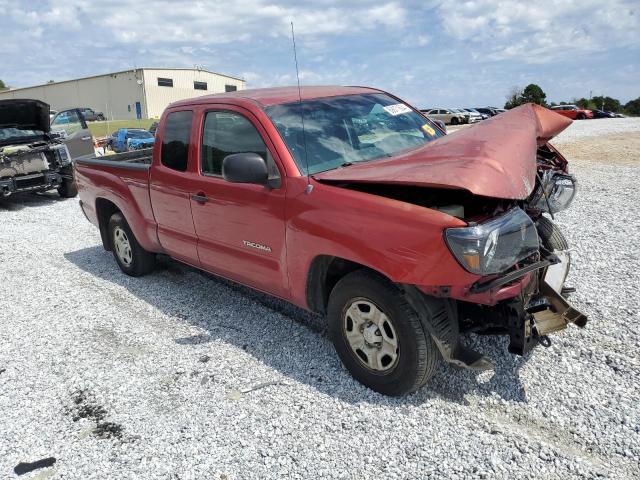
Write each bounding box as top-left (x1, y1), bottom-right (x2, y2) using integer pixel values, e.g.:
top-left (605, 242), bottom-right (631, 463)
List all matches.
top-left (453, 108), bottom-right (481, 123)
top-left (108, 128), bottom-right (155, 153)
top-left (75, 88), bottom-right (586, 396)
top-left (592, 109), bottom-right (615, 119)
top-left (78, 107), bottom-right (105, 122)
top-left (449, 108), bottom-right (472, 123)
top-left (422, 108), bottom-right (467, 125)
top-left (550, 105), bottom-right (593, 120)
top-left (474, 107), bottom-right (498, 117)
top-left (463, 108), bottom-right (487, 121)
top-left (0, 99), bottom-right (77, 197)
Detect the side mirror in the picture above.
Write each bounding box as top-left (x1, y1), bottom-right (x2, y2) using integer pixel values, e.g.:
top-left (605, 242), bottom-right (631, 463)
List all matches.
top-left (222, 152), bottom-right (268, 185)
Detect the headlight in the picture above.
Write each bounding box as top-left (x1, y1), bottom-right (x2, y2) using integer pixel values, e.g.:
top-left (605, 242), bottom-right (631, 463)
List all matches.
top-left (445, 208), bottom-right (539, 275)
top-left (529, 171), bottom-right (577, 214)
top-left (52, 144), bottom-right (71, 165)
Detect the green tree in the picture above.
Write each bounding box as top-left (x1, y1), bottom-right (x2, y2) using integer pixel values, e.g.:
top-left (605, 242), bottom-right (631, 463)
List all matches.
top-left (0, 79), bottom-right (7, 91)
top-left (521, 84), bottom-right (547, 106)
top-left (625, 97), bottom-right (640, 116)
top-left (505, 84), bottom-right (548, 109)
top-left (504, 86), bottom-right (524, 109)
top-left (591, 95), bottom-right (621, 112)
top-left (575, 98), bottom-right (590, 109)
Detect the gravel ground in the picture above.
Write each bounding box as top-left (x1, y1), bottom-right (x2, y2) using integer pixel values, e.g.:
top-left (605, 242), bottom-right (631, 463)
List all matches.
top-left (1, 119), bottom-right (639, 479)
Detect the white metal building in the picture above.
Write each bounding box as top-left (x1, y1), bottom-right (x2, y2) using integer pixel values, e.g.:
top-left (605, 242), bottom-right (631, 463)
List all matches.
top-left (0, 68), bottom-right (246, 120)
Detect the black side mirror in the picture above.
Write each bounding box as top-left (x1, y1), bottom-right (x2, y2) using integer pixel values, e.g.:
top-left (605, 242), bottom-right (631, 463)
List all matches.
top-left (222, 152), bottom-right (268, 185)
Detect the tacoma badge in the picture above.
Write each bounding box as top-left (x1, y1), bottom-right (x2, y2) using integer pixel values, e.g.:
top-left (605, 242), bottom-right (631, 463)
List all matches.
top-left (243, 240), bottom-right (272, 252)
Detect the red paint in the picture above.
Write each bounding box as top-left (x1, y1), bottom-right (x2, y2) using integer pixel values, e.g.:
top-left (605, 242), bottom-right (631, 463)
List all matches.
top-left (75, 87), bottom-right (572, 310)
top-left (550, 105), bottom-right (594, 120)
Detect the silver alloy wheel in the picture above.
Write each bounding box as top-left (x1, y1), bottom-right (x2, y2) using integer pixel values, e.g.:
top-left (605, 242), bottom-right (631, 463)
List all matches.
top-left (113, 226), bottom-right (133, 266)
top-left (342, 298), bottom-right (399, 372)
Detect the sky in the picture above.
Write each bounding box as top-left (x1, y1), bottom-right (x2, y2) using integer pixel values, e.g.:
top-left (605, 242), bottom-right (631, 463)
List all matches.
top-left (1, 0), bottom-right (638, 108)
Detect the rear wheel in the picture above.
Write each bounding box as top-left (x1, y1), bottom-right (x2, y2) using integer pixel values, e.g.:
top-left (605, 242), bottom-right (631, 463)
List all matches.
top-left (108, 212), bottom-right (156, 276)
top-left (327, 270), bottom-right (439, 396)
top-left (450, 117), bottom-right (459, 125)
top-left (577, 113), bottom-right (586, 120)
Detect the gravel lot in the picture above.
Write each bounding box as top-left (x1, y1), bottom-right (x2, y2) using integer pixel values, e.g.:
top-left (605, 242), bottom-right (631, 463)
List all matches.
top-left (1, 119), bottom-right (639, 479)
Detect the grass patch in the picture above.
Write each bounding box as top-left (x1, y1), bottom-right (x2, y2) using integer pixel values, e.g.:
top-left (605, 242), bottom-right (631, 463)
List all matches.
top-left (88, 119), bottom-right (157, 138)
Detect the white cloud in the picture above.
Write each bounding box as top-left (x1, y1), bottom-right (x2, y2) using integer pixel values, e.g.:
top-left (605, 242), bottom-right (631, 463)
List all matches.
top-left (437, 0), bottom-right (640, 62)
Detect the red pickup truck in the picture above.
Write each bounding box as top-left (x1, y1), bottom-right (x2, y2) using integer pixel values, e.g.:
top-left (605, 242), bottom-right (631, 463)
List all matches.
top-left (75, 86), bottom-right (587, 395)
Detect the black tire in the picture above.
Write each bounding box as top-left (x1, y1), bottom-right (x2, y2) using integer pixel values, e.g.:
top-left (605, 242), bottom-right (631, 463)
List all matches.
top-left (108, 212), bottom-right (156, 276)
top-left (57, 178), bottom-right (78, 198)
top-left (327, 270), bottom-right (439, 396)
top-left (537, 215), bottom-right (569, 251)
top-left (450, 117), bottom-right (459, 125)
top-left (577, 113), bottom-right (586, 120)
top-left (536, 215), bottom-right (570, 282)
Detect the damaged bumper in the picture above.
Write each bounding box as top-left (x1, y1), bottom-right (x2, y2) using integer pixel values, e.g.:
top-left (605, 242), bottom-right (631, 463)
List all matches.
top-left (409, 247), bottom-right (587, 371)
top-left (0, 171), bottom-right (62, 196)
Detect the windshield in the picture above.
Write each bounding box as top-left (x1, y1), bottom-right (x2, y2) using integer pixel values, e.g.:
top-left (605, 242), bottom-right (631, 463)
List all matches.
top-left (265, 93), bottom-right (443, 175)
top-left (0, 127), bottom-right (46, 144)
top-left (127, 130), bottom-right (153, 139)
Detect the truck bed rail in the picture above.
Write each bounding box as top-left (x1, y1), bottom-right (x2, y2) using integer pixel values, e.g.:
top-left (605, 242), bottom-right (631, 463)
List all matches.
top-left (75, 148), bottom-right (152, 169)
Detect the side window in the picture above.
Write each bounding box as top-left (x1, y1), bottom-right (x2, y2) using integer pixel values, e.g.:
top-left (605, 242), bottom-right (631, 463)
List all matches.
top-left (51, 109), bottom-right (84, 137)
top-left (201, 111), bottom-right (279, 181)
top-left (161, 111), bottom-right (193, 172)
top-left (225, 85), bottom-right (238, 92)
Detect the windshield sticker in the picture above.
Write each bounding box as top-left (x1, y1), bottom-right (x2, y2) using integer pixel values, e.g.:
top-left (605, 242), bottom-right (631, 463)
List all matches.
top-left (383, 104), bottom-right (412, 116)
top-left (421, 124), bottom-right (436, 136)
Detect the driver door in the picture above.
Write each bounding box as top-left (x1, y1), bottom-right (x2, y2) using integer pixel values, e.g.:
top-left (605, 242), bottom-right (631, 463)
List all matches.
top-left (189, 107), bottom-right (288, 297)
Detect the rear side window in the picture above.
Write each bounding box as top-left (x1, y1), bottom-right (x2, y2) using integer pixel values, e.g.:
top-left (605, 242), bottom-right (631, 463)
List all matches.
top-left (161, 111), bottom-right (193, 172)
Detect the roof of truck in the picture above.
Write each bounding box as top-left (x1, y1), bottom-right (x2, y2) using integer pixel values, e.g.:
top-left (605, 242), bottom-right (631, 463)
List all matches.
top-left (169, 85), bottom-right (384, 108)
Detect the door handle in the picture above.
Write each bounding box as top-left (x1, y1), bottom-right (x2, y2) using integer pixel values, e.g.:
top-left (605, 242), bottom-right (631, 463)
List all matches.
top-left (81, 136), bottom-right (92, 141)
top-left (191, 193), bottom-right (208, 204)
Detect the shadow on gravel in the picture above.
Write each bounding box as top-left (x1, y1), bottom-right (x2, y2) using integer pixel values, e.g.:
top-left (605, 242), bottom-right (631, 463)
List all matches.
top-left (65, 246), bottom-right (531, 406)
top-left (0, 191), bottom-right (67, 211)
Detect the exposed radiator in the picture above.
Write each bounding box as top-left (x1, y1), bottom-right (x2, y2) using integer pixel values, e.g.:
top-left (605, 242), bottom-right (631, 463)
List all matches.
top-left (0, 152), bottom-right (50, 178)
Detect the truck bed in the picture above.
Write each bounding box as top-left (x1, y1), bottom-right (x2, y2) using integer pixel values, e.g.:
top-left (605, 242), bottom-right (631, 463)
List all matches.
top-left (75, 148), bottom-right (153, 169)
top-left (74, 147), bottom-right (159, 253)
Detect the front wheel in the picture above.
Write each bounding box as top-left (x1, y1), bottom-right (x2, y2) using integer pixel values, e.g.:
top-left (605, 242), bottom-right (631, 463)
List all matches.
top-left (108, 212), bottom-right (156, 276)
top-left (537, 215), bottom-right (571, 289)
top-left (450, 117), bottom-right (459, 125)
top-left (327, 270), bottom-right (440, 396)
top-left (57, 178), bottom-right (78, 198)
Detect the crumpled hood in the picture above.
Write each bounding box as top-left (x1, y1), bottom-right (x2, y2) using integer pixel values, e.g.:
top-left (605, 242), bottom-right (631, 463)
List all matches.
top-left (0, 99), bottom-right (50, 133)
top-left (314, 103), bottom-right (572, 200)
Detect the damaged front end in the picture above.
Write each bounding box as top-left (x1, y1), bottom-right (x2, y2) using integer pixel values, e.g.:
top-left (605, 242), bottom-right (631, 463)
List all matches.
top-left (424, 145), bottom-right (586, 367)
top-left (0, 99), bottom-right (72, 196)
top-left (0, 142), bottom-right (72, 196)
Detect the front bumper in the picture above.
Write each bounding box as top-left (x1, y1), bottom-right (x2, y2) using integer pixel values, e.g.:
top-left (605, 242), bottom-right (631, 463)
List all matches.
top-left (0, 171), bottom-right (62, 197)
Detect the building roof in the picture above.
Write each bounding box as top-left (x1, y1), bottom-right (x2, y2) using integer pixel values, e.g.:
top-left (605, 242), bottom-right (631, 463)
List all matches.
top-left (169, 85), bottom-right (384, 108)
top-left (3, 67), bottom-right (245, 93)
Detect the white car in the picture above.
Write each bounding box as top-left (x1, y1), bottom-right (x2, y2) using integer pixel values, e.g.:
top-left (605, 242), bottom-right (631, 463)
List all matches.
top-left (456, 108), bottom-right (482, 123)
top-left (422, 108), bottom-right (467, 125)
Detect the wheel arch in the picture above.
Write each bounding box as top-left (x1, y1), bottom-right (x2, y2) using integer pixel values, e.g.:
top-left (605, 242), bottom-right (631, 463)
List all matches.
top-left (95, 197), bottom-right (121, 251)
top-left (306, 255), bottom-right (390, 315)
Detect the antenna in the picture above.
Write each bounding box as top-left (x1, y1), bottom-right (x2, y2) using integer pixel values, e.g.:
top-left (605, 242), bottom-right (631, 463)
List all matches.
top-left (290, 21), bottom-right (312, 191)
